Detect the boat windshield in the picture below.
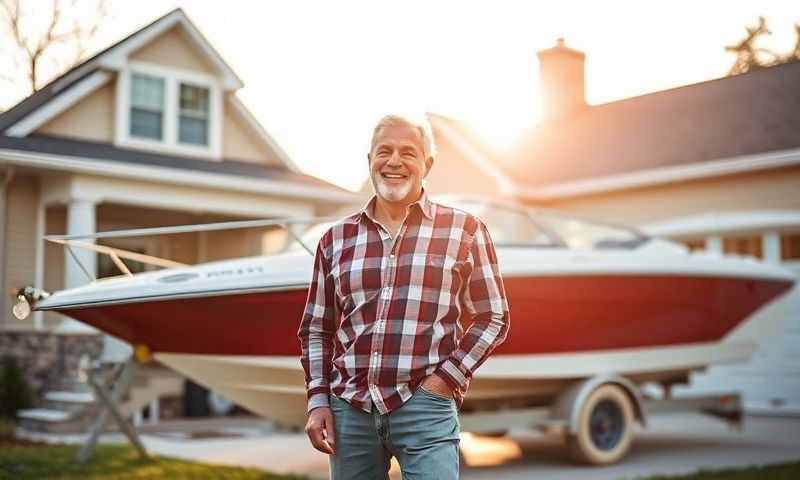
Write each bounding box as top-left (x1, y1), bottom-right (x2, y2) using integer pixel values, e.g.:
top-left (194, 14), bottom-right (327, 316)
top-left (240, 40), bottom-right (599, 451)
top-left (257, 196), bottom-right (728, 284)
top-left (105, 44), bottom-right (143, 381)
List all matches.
top-left (287, 198), bottom-right (648, 253)
top-left (530, 210), bottom-right (648, 250)
top-left (444, 197), bottom-right (648, 250)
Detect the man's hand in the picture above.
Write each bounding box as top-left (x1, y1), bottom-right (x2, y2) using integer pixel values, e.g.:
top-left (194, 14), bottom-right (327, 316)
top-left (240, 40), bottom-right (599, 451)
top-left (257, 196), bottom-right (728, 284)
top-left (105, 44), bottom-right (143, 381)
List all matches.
top-left (305, 406), bottom-right (336, 454)
top-left (421, 374), bottom-right (454, 399)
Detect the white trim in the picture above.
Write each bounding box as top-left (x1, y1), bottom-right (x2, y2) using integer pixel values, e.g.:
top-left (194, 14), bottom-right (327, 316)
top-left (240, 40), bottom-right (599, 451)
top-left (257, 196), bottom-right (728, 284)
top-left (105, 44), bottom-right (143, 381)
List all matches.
top-left (0, 148), bottom-right (357, 204)
top-left (428, 115), bottom-right (517, 194)
top-left (642, 210), bottom-right (800, 238)
top-left (116, 61), bottom-right (223, 160)
top-left (6, 71), bottom-right (113, 137)
top-left (228, 95), bottom-right (300, 173)
top-left (33, 193), bottom-right (45, 330)
top-left (519, 147), bottom-right (800, 200)
top-left (94, 9), bottom-right (243, 90)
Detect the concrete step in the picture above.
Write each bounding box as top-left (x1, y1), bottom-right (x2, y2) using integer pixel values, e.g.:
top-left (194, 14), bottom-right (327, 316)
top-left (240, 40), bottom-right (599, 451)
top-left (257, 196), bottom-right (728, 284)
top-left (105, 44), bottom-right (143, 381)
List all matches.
top-left (17, 408), bottom-right (72, 422)
top-left (45, 391), bottom-right (95, 403)
top-left (18, 364), bottom-right (186, 434)
top-left (44, 390), bottom-right (98, 415)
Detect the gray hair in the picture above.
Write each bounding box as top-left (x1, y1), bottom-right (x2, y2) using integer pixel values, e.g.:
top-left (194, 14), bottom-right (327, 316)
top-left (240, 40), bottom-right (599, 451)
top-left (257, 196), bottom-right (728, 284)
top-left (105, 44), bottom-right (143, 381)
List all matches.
top-left (370, 113), bottom-right (437, 161)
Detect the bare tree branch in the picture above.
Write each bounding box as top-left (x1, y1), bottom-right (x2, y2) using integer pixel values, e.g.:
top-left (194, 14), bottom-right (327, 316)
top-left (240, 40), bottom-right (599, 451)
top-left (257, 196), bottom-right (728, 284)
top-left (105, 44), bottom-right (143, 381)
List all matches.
top-left (0, 0), bottom-right (109, 97)
top-left (726, 16), bottom-right (799, 76)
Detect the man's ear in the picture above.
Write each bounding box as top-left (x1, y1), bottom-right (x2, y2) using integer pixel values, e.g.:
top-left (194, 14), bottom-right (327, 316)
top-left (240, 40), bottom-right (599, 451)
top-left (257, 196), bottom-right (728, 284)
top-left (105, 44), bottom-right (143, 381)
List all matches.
top-left (424, 156), bottom-right (434, 178)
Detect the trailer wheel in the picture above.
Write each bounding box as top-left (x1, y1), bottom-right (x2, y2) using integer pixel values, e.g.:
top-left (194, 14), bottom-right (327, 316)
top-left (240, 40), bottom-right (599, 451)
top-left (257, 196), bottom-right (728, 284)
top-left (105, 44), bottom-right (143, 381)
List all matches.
top-left (566, 384), bottom-right (634, 465)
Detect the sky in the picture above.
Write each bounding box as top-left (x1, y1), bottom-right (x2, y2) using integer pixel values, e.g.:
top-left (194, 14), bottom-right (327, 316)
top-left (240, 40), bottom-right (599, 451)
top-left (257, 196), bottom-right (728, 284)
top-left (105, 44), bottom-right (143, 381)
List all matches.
top-left (2, 0), bottom-right (800, 191)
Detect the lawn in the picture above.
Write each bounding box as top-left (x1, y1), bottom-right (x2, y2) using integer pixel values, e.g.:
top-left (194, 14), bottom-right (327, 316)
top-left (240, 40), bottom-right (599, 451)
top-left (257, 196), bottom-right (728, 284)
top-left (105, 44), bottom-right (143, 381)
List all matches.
top-left (632, 461), bottom-right (800, 480)
top-left (0, 443), bottom-right (307, 480)
top-left (1, 441), bottom-right (798, 479)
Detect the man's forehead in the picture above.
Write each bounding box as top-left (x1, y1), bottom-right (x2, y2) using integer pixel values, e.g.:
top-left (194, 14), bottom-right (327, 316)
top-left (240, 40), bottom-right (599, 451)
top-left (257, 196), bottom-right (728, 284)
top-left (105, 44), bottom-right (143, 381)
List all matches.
top-left (372, 124), bottom-right (424, 150)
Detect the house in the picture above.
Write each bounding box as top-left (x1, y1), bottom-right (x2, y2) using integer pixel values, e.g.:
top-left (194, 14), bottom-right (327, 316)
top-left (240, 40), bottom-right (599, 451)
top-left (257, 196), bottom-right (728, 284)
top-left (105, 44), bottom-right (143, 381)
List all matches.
top-left (0, 8), bottom-right (355, 423)
top-left (426, 39), bottom-right (800, 413)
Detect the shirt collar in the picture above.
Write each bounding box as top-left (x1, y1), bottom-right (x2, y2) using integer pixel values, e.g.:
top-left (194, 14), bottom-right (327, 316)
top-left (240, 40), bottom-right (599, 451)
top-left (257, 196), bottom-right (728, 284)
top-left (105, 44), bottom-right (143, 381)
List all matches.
top-left (356, 188), bottom-right (434, 224)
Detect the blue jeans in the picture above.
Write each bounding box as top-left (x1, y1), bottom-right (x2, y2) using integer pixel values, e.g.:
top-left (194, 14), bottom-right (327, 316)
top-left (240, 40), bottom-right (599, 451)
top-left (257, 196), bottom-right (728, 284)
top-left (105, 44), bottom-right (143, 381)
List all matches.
top-left (329, 387), bottom-right (460, 479)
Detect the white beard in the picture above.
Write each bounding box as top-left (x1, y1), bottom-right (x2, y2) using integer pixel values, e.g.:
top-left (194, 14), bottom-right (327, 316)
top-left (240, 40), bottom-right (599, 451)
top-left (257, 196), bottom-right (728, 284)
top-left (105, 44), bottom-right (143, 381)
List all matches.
top-left (373, 176), bottom-right (413, 202)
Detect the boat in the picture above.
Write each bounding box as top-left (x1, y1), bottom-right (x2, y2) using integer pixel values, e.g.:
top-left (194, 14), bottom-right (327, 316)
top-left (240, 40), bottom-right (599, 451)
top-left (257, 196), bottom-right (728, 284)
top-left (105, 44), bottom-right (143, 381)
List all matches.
top-left (15, 196), bottom-right (797, 430)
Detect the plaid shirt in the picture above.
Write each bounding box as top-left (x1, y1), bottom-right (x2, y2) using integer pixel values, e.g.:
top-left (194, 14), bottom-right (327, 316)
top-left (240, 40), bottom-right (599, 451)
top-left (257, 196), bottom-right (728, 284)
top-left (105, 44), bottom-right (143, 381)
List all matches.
top-left (298, 191), bottom-right (510, 414)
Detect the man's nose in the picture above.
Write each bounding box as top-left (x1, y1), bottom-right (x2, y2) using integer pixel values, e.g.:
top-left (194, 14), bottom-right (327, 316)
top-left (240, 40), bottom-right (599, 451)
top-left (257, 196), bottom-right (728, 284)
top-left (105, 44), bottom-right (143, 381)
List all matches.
top-left (386, 151), bottom-right (402, 166)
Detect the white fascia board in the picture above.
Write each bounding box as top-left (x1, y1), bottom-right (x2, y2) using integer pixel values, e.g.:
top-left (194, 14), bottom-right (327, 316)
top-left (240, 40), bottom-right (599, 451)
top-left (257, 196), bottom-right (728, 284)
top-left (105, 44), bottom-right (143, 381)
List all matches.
top-left (6, 71), bottom-right (113, 137)
top-left (518, 148), bottom-right (800, 201)
top-left (431, 116), bottom-right (517, 194)
top-left (228, 95), bottom-right (301, 173)
top-left (0, 148), bottom-right (358, 204)
top-left (96, 10), bottom-right (243, 90)
top-left (642, 210), bottom-right (800, 238)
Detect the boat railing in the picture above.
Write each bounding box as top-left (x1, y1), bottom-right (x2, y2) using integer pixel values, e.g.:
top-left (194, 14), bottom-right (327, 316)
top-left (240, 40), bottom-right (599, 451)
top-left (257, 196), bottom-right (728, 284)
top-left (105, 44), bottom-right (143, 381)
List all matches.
top-left (43, 216), bottom-right (340, 281)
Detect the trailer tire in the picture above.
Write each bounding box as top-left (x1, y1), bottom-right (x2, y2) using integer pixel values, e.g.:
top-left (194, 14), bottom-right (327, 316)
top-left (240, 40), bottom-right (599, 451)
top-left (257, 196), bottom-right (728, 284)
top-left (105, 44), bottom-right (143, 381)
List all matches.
top-left (566, 384), bottom-right (634, 465)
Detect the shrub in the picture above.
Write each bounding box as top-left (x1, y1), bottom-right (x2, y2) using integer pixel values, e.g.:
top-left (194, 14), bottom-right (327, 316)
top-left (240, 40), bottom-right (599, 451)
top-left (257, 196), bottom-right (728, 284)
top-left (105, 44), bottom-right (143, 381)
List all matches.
top-left (0, 356), bottom-right (33, 419)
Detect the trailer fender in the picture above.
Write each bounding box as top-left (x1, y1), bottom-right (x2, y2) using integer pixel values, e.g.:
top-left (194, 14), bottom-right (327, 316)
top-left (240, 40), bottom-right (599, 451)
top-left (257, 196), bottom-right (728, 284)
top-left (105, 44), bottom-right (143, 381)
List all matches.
top-left (553, 374), bottom-right (647, 434)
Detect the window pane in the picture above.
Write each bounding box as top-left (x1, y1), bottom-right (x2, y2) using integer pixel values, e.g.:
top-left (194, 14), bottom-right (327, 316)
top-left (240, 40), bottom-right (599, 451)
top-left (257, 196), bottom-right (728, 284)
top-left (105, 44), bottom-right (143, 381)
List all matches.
top-left (180, 84), bottom-right (209, 113)
top-left (781, 233), bottom-right (800, 260)
top-left (723, 236), bottom-right (762, 259)
top-left (130, 109), bottom-right (162, 140)
top-left (179, 83), bottom-right (210, 146)
top-left (179, 115), bottom-right (208, 145)
top-left (130, 74), bottom-right (164, 140)
top-left (682, 239), bottom-right (705, 252)
top-left (131, 74), bottom-right (164, 111)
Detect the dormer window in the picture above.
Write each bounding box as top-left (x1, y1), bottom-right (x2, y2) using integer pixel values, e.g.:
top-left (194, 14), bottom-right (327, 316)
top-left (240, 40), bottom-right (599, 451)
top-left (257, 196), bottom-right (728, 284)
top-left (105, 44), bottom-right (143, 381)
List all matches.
top-left (116, 61), bottom-right (222, 159)
top-left (130, 74), bottom-right (165, 140)
top-left (178, 83), bottom-right (209, 146)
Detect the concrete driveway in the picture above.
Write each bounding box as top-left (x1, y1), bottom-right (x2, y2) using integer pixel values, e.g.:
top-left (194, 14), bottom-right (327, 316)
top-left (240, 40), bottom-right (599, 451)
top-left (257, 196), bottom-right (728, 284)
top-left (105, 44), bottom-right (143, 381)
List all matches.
top-left (52, 413), bottom-right (799, 479)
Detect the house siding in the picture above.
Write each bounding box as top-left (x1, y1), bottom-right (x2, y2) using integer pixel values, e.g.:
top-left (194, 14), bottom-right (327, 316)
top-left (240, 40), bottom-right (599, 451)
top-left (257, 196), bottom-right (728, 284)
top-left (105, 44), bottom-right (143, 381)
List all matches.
top-left (427, 130), bottom-right (503, 197)
top-left (129, 25), bottom-right (216, 75)
top-left (222, 106), bottom-right (283, 166)
top-left (36, 80), bottom-right (116, 143)
top-left (3, 175), bottom-right (39, 330)
top-left (534, 165), bottom-right (800, 226)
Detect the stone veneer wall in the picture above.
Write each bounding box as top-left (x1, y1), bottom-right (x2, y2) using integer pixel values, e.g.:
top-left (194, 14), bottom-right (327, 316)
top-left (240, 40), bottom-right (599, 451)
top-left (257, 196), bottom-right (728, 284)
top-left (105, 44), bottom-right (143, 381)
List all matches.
top-left (0, 331), bottom-right (103, 405)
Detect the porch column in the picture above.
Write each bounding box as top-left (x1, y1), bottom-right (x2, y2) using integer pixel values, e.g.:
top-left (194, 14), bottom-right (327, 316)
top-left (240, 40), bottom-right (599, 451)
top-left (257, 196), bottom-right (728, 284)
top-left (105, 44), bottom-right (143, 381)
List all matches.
top-left (762, 231), bottom-right (781, 265)
top-left (57, 198), bottom-right (98, 333)
top-left (706, 235), bottom-right (723, 254)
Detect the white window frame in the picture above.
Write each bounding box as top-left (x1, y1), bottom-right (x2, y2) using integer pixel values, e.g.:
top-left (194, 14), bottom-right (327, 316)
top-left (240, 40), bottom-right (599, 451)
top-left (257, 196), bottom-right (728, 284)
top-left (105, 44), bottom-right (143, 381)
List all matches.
top-left (115, 61), bottom-right (222, 160)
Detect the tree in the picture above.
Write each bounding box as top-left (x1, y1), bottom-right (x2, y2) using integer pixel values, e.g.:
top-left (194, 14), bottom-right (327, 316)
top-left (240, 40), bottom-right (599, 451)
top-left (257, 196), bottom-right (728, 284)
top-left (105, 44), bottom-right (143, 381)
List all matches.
top-left (726, 16), bottom-right (800, 75)
top-left (0, 0), bottom-right (108, 97)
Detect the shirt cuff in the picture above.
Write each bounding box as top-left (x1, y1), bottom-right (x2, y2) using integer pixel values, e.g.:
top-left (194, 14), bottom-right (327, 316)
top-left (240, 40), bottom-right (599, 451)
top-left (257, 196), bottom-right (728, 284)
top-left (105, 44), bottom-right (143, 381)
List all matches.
top-left (435, 358), bottom-right (469, 391)
top-left (307, 392), bottom-right (330, 413)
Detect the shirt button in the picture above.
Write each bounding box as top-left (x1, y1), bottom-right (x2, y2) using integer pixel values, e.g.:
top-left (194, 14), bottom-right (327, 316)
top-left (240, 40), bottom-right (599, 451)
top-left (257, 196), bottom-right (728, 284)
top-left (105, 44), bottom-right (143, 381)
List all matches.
top-left (373, 351), bottom-right (379, 356)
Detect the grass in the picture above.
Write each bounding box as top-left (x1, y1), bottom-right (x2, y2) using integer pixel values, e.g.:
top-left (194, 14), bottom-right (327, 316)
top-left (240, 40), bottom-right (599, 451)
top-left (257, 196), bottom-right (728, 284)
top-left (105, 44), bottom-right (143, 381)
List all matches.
top-left (0, 443), bottom-right (307, 480)
top-left (1, 438), bottom-right (797, 479)
top-left (629, 461), bottom-right (800, 480)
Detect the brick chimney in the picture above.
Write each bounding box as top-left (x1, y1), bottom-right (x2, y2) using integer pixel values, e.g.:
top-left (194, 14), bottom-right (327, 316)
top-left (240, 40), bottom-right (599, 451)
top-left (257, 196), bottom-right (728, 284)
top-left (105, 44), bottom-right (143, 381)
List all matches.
top-left (537, 38), bottom-right (586, 119)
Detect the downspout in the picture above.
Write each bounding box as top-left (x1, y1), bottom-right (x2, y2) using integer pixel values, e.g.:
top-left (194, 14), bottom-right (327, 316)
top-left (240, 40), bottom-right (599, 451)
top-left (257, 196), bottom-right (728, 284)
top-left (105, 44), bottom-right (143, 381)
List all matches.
top-left (0, 166), bottom-right (15, 328)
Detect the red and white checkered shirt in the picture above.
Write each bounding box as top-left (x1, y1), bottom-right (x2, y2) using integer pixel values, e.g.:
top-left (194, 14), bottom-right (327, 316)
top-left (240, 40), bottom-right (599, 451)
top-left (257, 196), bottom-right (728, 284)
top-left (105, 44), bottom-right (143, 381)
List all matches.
top-left (298, 190), bottom-right (510, 414)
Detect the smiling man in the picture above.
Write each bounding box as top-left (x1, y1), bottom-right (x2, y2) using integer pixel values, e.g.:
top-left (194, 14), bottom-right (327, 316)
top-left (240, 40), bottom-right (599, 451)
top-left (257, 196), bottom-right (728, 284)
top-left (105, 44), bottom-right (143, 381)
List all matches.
top-left (298, 114), bottom-right (510, 479)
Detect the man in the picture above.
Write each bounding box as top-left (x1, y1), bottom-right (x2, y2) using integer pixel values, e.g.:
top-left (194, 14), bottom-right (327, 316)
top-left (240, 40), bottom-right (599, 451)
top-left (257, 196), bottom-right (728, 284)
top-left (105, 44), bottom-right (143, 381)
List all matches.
top-left (298, 114), bottom-right (510, 479)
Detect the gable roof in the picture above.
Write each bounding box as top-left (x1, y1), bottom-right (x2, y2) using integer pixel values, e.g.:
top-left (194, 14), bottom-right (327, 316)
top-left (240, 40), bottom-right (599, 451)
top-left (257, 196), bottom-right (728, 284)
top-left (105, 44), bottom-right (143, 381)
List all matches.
top-left (431, 61), bottom-right (800, 200)
top-left (0, 9), bottom-right (240, 134)
top-left (0, 133), bottom-right (355, 203)
top-left (506, 60), bottom-right (800, 190)
top-left (0, 134), bottom-right (335, 188)
top-left (0, 8), bottom-right (336, 193)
